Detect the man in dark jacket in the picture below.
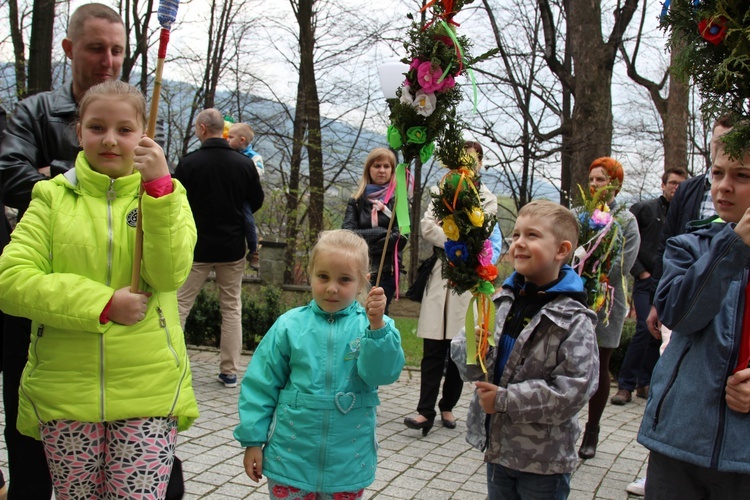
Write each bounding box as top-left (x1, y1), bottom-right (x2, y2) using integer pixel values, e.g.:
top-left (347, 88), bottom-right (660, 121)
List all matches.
top-left (0, 5), bottom-right (188, 498)
top-left (645, 115), bottom-right (733, 340)
top-left (611, 168), bottom-right (687, 405)
top-left (0, 6), bottom-right (127, 498)
top-left (174, 108), bottom-right (264, 389)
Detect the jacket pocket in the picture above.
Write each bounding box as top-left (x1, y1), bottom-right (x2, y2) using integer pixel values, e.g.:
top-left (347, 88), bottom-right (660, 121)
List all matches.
top-left (652, 343), bottom-right (691, 431)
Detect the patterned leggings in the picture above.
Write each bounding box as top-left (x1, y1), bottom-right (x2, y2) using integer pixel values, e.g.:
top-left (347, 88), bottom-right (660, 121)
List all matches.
top-left (39, 417), bottom-right (177, 500)
top-left (267, 479), bottom-right (364, 499)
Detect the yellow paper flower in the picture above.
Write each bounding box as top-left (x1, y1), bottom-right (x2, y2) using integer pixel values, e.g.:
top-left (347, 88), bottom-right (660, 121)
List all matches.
top-left (467, 207), bottom-right (484, 227)
top-left (442, 215), bottom-right (460, 241)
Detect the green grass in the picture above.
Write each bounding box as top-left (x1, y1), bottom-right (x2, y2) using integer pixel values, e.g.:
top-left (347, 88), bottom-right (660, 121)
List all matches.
top-left (393, 316), bottom-right (422, 368)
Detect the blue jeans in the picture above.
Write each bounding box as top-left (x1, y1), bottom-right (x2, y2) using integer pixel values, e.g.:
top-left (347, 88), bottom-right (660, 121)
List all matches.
top-left (487, 463), bottom-right (570, 500)
top-left (617, 277), bottom-right (660, 391)
top-left (243, 202), bottom-right (258, 253)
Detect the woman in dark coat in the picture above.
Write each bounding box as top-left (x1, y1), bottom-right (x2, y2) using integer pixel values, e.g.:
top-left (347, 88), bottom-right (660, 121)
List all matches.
top-left (342, 147), bottom-right (407, 312)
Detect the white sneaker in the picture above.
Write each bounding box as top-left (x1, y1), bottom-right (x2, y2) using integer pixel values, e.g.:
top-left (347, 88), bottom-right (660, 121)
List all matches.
top-left (626, 476), bottom-right (646, 496)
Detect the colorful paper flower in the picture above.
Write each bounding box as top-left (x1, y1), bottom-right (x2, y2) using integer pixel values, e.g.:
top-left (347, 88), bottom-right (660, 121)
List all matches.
top-left (476, 264), bottom-right (498, 282)
top-left (477, 239), bottom-right (493, 266)
top-left (444, 240), bottom-right (469, 263)
top-left (589, 208), bottom-right (612, 230)
top-left (417, 61), bottom-right (444, 93)
top-left (406, 126), bottom-right (428, 144)
top-left (698, 16), bottom-right (728, 45)
top-left (438, 73), bottom-right (456, 92)
top-left (413, 90), bottom-right (437, 117)
top-left (399, 85), bottom-right (414, 105)
top-left (442, 215), bottom-right (460, 241)
top-left (477, 280), bottom-right (495, 295)
top-left (467, 207), bottom-right (484, 227)
top-left (420, 142), bottom-right (435, 164)
top-left (387, 125), bottom-right (403, 149)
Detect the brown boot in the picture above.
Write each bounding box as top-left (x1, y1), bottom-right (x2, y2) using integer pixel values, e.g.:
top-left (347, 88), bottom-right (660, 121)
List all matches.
top-left (610, 388), bottom-right (632, 405)
top-left (578, 423), bottom-right (599, 459)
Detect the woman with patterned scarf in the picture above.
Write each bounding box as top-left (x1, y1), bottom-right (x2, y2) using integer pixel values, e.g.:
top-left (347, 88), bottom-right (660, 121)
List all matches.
top-left (342, 148), bottom-right (407, 313)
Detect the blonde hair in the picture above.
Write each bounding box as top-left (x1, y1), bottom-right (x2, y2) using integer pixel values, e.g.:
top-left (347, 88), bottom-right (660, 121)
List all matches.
top-left (308, 230), bottom-right (371, 299)
top-left (352, 148), bottom-right (397, 200)
top-left (229, 123), bottom-right (255, 144)
top-left (517, 200), bottom-right (579, 257)
top-left (78, 80), bottom-right (146, 129)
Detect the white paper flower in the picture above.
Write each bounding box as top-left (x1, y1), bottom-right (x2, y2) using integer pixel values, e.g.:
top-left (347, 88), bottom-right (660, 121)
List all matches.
top-left (399, 84), bottom-right (414, 105)
top-left (413, 90), bottom-right (437, 117)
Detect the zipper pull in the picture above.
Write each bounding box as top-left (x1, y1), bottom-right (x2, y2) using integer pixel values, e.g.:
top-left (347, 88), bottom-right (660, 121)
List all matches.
top-left (328, 314), bottom-right (334, 324)
top-left (37, 324), bottom-right (44, 337)
top-left (157, 307), bottom-right (166, 328)
top-left (106, 178), bottom-right (116, 201)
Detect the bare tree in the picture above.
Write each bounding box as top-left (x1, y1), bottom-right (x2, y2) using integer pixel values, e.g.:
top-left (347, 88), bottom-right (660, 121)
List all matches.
top-left (620, 0), bottom-right (689, 174)
top-left (538, 0), bottom-right (639, 203)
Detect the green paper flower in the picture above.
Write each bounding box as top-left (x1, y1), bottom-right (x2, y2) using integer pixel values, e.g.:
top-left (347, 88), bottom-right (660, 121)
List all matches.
top-left (477, 281), bottom-right (495, 295)
top-left (420, 142), bottom-right (435, 163)
top-left (387, 125), bottom-right (403, 149)
top-left (406, 126), bottom-right (428, 144)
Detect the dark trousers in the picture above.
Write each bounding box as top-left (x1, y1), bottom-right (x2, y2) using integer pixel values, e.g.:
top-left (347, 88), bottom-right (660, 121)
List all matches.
top-left (3, 314), bottom-right (52, 499)
top-left (2, 313), bottom-right (185, 500)
top-left (417, 338), bottom-right (463, 422)
top-left (487, 462), bottom-right (570, 500)
top-left (646, 450), bottom-right (750, 499)
top-left (617, 277), bottom-right (660, 391)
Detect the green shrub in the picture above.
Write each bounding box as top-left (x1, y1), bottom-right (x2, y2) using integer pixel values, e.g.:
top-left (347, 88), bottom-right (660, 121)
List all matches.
top-left (184, 285), bottom-right (284, 351)
top-left (184, 287), bottom-right (222, 348)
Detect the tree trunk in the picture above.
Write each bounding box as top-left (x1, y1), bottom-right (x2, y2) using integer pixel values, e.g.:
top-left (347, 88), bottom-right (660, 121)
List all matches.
top-left (298, 0), bottom-right (323, 249)
top-left (284, 76), bottom-right (306, 284)
top-left (663, 40), bottom-right (689, 173)
top-left (567, 0), bottom-right (613, 195)
top-left (27, 0), bottom-right (55, 95)
top-left (8, 0), bottom-right (26, 98)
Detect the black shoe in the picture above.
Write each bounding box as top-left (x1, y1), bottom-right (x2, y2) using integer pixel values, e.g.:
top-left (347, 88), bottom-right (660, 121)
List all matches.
top-left (578, 423), bottom-right (600, 459)
top-left (441, 417), bottom-right (457, 429)
top-left (404, 416), bottom-right (434, 436)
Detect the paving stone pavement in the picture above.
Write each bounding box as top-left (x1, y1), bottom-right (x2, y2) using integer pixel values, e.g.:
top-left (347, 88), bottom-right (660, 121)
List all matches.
top-left (0, 348), bottom-right (650, 499)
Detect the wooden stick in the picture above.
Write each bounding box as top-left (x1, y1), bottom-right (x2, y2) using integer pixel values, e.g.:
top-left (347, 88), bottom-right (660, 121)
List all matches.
top-left (130, 56), bottom-right (166, 292)
top-left (375, 190), bottom-right (398, 288)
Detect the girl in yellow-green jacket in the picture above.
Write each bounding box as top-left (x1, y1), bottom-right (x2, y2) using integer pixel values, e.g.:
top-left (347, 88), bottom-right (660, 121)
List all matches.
top-left (0, 80), bottom-right (198, 500)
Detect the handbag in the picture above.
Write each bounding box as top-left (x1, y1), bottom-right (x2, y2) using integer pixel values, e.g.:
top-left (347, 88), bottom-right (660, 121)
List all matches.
top-left (405, 249), bottom-right (439, 302)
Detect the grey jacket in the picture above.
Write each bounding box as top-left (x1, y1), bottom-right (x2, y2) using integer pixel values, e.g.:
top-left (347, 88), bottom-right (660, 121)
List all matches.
top-left (451, 268), bottom-right (599, 474)
top-left (0, 82), bottom-right (79, 211)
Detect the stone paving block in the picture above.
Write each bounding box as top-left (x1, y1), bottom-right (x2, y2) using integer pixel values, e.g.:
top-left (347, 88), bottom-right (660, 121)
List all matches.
top-left (376, 484), bottom-right (420, 498)
top-left (593, 485), bottom-right (629, 499)
top-left (401, 467), bottom-right (437, 481)
top-left (190, 470), bottom-right (235, 487)
top-left (412, 487), bottom-right (454, 499)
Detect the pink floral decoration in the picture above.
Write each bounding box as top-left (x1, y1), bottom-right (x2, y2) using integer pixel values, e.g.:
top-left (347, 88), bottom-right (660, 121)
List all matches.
top-left (590, 209), bottom-right (612, 228)
top-left (438, 74), bottom-right (456, 92)
top-left (477, 239), bottom-right (493, 266)
top-left (417, 61), bottom-right (443, 93)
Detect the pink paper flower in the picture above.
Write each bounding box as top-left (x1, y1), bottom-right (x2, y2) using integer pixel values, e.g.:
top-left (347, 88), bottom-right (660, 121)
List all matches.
top-left (438, 74), bottom-right (456, 92)
top-left (590, 208), bottom-right (612, 229)
top-left (417, 61), bottom-right (443, 93)
top-left (477, 239), bottom-right (493, 266)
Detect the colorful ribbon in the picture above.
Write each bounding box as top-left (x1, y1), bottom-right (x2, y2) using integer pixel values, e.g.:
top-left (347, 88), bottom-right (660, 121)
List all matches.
top-left (395, 162), bottom-right (411, 235)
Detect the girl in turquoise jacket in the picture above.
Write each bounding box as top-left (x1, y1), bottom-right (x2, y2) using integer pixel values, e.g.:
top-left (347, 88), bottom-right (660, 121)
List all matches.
top-left (0, 80), bottom-right (199, 499)
top-left (235, 229), bottom-right (404, 498)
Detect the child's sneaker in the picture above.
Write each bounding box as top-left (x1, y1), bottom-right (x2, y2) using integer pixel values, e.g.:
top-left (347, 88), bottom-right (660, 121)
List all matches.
top-left (626, 476), bottom-right (646, 496)
top-left (217, 373), bottom-right (238, 388)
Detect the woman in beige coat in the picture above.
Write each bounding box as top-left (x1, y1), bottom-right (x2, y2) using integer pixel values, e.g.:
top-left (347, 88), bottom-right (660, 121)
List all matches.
top-left (404, 141), bottom-right (498, 435)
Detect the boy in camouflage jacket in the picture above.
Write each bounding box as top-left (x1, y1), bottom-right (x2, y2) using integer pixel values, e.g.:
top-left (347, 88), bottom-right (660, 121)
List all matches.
top-left (451, 200), bottom-right (599, 499)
